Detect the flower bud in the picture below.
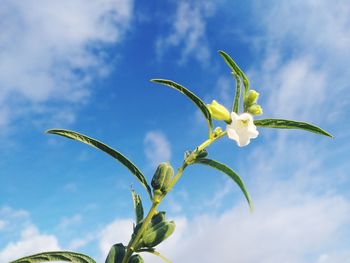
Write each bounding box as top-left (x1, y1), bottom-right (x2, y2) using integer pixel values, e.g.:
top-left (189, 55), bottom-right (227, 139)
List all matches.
top-left (128, 254), bottom-right (144, 263)
top-left (141, 220), bottom-right (176, 248)
top-left (213, 127), bottom-right (223, 137)
top-left (207, 100), bottom-right (231, 122)
top-left (196, 149), bottom-right (208, 159)
top-left (245, 90), bottom-right (259, 106)
top-left (105, 243), bottom-right (125, 263)
top-left (247, 104), bottom-right (263, 116)
top-left (151, 211), bottom-right (166, 226)
top-left (151, 163), bottom-right (174, 194)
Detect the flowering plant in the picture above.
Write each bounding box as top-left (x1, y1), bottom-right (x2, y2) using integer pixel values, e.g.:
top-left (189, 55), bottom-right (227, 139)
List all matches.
top-left (10, 51), bottom-right (332, 263)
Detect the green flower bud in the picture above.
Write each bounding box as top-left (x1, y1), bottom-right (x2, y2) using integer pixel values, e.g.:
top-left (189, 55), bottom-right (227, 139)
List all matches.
top-left (151, 163), bottom-right (174, 194)
top-left (128, 254), bottom-right (144, 263)
top-left (245, 90), bottom-right (260, 106)
top-left (207, 100), bottom-right (231, 122)
top-left (105, 243), bottom-right (125, 263)
top-left (247, 104), bottom-right (263, 116)
top-left (151, 211), bottom-right (166, 226)
top-left (141, 220), bottom-right (176, 248)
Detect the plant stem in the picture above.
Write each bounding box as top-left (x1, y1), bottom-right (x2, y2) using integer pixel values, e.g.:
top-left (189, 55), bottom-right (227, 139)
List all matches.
top-left (122, 202), bottom-right (160, 263)
top-left (168, 130), bottom-right (227, 189)
top-left (122, 130), bottom-right (227, 263)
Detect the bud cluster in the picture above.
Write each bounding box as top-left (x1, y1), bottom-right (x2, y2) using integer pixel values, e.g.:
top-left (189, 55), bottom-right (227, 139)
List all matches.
top-left (244, 90), bottom-right (263, 116)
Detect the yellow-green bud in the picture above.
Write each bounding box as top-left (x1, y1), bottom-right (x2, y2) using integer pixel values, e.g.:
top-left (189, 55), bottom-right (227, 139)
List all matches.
top-left (151, 163), bottom-right (174, 194)
top-left (207, 100), bottom-right (231, 122)
top-left (247, 104), bottom-right (263, 115)
top-left (245, 90), bottom-right (260, 106)
top-left (213, 127), bottom-right (223, 137)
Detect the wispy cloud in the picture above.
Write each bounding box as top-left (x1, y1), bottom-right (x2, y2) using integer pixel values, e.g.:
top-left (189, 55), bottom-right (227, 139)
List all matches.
top-left (0, 0), bottom-right (133, 132)
top-left (0, 206), bottom-right (60, 262)
top-left (156, 1), bottom-right (215, 65)
top-left (57, 214), bottom-right (82, 230)
top-left (250, 0), bottom-right (350, 122)
top-left (144, 130), bottom-right (171, 168)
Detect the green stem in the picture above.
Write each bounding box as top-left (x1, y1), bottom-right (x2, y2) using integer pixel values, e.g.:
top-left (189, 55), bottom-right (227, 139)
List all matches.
top-left (122, 130), bottom-right (227, 263)
top-left (167, 130), bottom-right (227, 199)
top-left (122, 202), bottom-right (159, 263)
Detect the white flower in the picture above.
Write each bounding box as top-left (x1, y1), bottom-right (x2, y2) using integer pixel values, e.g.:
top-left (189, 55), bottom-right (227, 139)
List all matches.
top-left (226, 112), bottom-right (259, 147)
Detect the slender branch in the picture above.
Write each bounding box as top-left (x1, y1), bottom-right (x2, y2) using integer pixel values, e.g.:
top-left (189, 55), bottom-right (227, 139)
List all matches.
top-left (122, 202), bottom-right (159, 263)
top-left (122, 130), bottom-right (227, 263)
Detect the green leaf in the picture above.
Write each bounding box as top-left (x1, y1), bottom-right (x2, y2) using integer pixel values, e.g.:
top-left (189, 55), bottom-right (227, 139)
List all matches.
top-left (137, 248), bottom-right (172, 263)
top-left (105, 243), bottom-right (125, 263)
top-left (151, 79), bottom-right (213, 136)
top-left (219, 50), bottom-right (250, 99)
top-left (131, 189), bottom-right (144, 224)
top-left (231, 72), bottom-right (241, 113)
top-left (193, 158), bottom-right (253, 210)
top-left (10, 251), bottom-right (96, 263)
top-left (254, 119), bottom-right (333, 137)
top-left (46, 129), bottom-right (153, 200)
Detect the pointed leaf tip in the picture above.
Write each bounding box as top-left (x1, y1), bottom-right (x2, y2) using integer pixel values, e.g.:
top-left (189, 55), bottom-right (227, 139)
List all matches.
top-left (254, 119), bottom-right (333, 138)
top-left (193, 158), bottom-right (253, 210)
top-left (46, 129), bottom-right (153, 200)
top-left (150, 79), bottom-right (213, 137)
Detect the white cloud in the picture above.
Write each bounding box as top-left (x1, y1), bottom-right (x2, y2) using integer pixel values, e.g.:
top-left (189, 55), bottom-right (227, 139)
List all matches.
top-left (95, 184), bottom-right (350, 263)
top-left (0, 0), bottom-right (133, 131)
top-left (0, 206), bottom-right (29, 219)
top-left (98, 218), bottom-right (133, 261)
top-left (0, 224), bottom-right (60, 262)
top-left (138, 192), bottom-right (350, 263)
top-left (255, 0), bottom-right (350, 58)
top-left (68, 233), bottom-right (96, 251)
top-left (156, 1), bottom-right (215, 65)
top-left (144, 131), bottom-right (171, 168)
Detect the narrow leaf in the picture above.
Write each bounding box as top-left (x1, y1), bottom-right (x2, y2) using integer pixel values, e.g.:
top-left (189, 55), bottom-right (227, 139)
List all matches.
top-left (10, 251), bottom-right (96, 263)
top-left (151, 79), bottom-right (213, 136)
top-left (46, 129), bottom-right (153, 199)
top-left (137, 248), bottom-right (172, 263)
top-left (254, 119), bottom-right (333, 137)
top-left (219, 50), bottom-right (250, 99)
top-left (193, 158), bottom-right (253, 210)
top-left (131, 189), bottom-right (144, 224)
top-left (231, 72), bottom-right (241, 113)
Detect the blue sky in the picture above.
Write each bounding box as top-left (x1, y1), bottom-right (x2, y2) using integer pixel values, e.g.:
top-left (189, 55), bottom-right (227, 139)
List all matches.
top-left (0, 0), bottom-right (350, 262)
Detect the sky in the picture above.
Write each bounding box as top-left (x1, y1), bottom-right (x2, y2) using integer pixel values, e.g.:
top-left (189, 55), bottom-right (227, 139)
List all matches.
top-left (0, 0), bottom-right (350, 262)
